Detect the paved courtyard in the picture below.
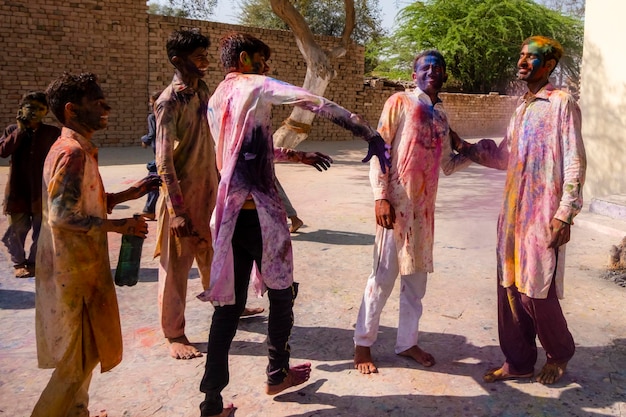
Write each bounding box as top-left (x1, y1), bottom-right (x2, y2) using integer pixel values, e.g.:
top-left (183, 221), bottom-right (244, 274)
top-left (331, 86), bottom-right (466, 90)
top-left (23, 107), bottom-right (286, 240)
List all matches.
top-left (0, 140), bottom-right (624, 417)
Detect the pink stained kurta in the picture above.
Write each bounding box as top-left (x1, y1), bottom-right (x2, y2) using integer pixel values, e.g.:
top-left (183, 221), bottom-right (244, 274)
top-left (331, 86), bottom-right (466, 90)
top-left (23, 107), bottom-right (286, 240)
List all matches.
top-left (496, 84), bottom-right (585, 299)
top-left (206, 73), bottom-right (381, 305)
top-left (370, 88), bottom-right (471, 275)
top-left (35, 127), bottom-right (122, 376)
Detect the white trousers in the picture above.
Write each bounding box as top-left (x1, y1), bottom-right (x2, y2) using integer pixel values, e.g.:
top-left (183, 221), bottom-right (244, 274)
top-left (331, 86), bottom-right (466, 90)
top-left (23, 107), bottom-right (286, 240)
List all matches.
top-left (354, 228), bottom-right (428, 354)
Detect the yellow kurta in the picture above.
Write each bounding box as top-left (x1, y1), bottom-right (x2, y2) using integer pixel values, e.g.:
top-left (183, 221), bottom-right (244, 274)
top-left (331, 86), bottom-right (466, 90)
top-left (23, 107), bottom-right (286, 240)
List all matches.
top-left (35, 128), bottom-right (122, 377)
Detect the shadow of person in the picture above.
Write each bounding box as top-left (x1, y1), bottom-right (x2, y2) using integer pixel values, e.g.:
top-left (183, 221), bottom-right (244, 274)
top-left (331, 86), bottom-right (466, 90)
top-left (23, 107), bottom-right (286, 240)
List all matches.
top-left (291, 229), bottom-right (374, 246)
top-left (0, 288), bottom-right (35, 309)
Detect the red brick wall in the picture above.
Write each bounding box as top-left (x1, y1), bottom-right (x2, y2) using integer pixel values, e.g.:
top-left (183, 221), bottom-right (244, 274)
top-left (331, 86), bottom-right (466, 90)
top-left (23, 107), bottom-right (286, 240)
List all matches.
top-left (0, 0), bottom-right (517, 146)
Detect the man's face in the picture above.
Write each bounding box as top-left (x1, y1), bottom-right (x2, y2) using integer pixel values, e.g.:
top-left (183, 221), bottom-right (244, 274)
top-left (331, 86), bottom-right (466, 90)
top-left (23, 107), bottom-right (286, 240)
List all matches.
top-left (412, 55), bottom-right (447, 96)
top-left (74, 87), bottom-right (111, 132)
top-left (18, 99), bottom-right (48, 128)
top-left (517, 43), bottom-right (552, 84)
top-left (178, 47), bottom-right (209, 79)
top-left (250, 52), bottom-right (270, 75)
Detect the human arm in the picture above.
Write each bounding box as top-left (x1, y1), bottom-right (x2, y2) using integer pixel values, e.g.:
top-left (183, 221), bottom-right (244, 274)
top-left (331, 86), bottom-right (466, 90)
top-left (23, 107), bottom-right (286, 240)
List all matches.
top-left (274, 148), bottom-right (333, 171)
top-left (440, 127), bottom-right (472, 175)
top-left (264, 78), bottom-right (390, 173)
top-left (450, 129), bottom-right (509, 170)
top-left (106, 174), bottom-right (161, 213)
top-left (154, 99), bottom-right (193, 237)
top-left (550, 95), bottom-right (586, 245)
top-left (141, 113), bottom-right (156, 149)
top-left (375, 199), bottom-right (395, 229)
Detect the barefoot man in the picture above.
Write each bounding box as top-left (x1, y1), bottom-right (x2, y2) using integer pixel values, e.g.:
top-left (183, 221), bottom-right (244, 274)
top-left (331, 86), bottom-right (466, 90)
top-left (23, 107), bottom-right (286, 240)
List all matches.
top-left (198, 32), bottom-right (390, 417)
top-left (353, 50), bottom-right (470, 374)
top-left (452, 36), bottom-right (586, 385)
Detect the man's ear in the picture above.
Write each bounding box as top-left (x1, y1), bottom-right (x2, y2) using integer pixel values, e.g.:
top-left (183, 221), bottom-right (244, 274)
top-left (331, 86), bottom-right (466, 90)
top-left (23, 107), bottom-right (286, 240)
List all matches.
top-left (239, 51), bottom-right (251, 67)
top-left (545, 58), bottom-right (557, 73)
top-left (64, 102), bottom-right (76, 121)
top-left (443, 73), bottom-right (449, 83)
top-left (171, 55), bottom-right (181, 69)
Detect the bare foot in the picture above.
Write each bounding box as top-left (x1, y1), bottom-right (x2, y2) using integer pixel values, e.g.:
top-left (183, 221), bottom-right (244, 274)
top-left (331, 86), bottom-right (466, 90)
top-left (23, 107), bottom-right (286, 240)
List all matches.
top-left (483, 366), bottom-right (533, 383)
top-left (289, 216), bottom-right (304, 233)
top-left (398, 345), bottom-right (435, 367)
top-left (168, 335), bottom-right (202, 360)
top-left (240, 306), bottom-right (264, 317)
top-left (204, 404), bottom-right (236, 417)
top-left (354, 345), bottom-right (378, 374)
top-left (535, 362), bottom-right (567, 385)
top-left (265, 362), bottom-right (311, 395)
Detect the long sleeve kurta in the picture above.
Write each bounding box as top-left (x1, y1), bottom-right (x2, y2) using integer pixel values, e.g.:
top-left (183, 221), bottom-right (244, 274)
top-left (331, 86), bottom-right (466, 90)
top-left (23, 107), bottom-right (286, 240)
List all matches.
top-left (0, 123), bottom-right (59, 214)
top-left (207, 73), bottom-right (380, 305)
top-left (36, 127), bottom-right (122, 377)
top-left (370, 88), bottom-right (470, 275)
top-left (154, 74), bottom-right (218, 256)
top-left (467, 84), bottom-right (586, 299)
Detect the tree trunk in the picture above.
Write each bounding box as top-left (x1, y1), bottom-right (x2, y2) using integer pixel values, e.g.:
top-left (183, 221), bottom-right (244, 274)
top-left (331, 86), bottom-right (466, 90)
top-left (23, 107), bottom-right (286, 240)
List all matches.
top-left (270, 0), bottom-right (355, 149)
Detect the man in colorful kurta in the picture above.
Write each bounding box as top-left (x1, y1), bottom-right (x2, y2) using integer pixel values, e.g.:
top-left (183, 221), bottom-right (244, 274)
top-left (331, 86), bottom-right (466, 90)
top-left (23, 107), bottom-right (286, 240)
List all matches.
top-left (452, 36), bottom-right (586, 385)
top-left (33, 72), bottom-right (158, 416)
top-left (353, 50), bottom-right (471, 374)
top-left (0, 92), bottom-right (59, 278)
top-left (198, 32), bottom-right (390, 417)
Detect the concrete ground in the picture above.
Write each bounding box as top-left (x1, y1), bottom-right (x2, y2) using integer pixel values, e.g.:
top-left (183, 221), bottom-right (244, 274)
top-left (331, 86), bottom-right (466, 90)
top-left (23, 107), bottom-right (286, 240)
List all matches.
top-left (0, 140), bottom-right (624, 417)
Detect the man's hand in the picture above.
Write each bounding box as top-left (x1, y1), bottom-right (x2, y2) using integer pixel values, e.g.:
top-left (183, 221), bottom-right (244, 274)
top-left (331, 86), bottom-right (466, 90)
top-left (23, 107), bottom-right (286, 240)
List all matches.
top-left (107, 216), bottom-right (148, 238)
top-left (170, 213), bottom-right (193, 238)
top-left (132, 174), bottom-right (162, 199)
top-left (548, 218), bottom-right (571, 248)
top-left (449, 128), bottom-right (464, 153)
top-left (362, 133), bottom-right (391, 174)
top-left (375, 199), bottom-right (395, 229)
top-left (300, 152), bottom-right (333, 171)
top-left (16, 109), bottom-right (28, 131)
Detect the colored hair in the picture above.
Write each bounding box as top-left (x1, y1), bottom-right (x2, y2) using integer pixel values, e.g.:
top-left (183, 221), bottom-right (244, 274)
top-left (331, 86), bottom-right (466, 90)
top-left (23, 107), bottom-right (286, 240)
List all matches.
top-left (19, 91), bottom-right (48, 108)
top-left (45, 72), bottom-right (101, 124)
top-left (166, 29), bottom-right (210, 62)
top-left (218, 32), bottom-right (271, 72)
top-left (522, 36), bottom-right (563, 64)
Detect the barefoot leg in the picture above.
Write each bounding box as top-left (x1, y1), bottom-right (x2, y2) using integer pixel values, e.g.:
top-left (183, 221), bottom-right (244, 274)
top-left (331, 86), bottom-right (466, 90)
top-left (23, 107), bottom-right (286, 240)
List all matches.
top-left (240, 306), bottom-right (264, 317)
top-left (535, 362), bottom-right (567, 385)
top-left (265, 362), bottom-right (312, 395)
top-left (483, 365), bottom-right (533, 383)
top-left (289, 216), bottom-right (303, 233)
top-left (354, 345), bottom-right (378, 374)
top-left (398, 345), bottom-right (435, 367)
top-left (168, 335), bottom-right (202, 360)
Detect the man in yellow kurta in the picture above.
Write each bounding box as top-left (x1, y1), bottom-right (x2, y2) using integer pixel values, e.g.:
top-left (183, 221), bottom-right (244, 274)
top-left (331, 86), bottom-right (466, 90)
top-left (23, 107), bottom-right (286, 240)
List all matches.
top-left (353, 50), bottom-right (470, 374)
top-left (33, 73), bottom-right (158, 417)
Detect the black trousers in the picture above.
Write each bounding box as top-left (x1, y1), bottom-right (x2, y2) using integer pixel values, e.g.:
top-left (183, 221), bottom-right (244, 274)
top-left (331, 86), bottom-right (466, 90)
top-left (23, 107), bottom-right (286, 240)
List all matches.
top-left (199, 209), bottom-right (298, 416)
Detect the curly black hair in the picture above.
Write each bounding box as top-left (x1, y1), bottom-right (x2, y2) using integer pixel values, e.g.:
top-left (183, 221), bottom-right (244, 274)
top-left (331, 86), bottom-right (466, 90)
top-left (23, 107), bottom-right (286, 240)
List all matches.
top-left (19, 91), bottom-right (48, 108)
top-left (166, 28), bottom-right (210, 62)
top-left (45, 72), bottom-right (101, 124)
top-left (219, 32), bottom-right (271, 72)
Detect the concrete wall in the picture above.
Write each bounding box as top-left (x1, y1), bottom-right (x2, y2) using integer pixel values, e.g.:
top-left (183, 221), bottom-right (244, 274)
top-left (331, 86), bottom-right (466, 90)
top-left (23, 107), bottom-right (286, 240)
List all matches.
top-left (579, 0), bottom-right (626, 200)
top-left (1, 0), bottom-right (515, 147)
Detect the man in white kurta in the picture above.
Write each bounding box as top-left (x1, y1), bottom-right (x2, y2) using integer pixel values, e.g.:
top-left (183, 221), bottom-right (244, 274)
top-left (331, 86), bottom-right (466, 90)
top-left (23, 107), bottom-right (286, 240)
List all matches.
top-left (354, 50), bottom-right (470, 374)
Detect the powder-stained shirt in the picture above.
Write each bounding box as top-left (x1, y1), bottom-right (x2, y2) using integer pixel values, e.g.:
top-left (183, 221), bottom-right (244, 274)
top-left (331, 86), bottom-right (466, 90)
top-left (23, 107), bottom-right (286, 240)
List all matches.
top-left (0, 123), bottom-right (59, 214)
top-left (207, 73), bottom-right (380, 305)
top-left (154, 74), bottom-right (218, 256)
top-left (35, 127), bottom-right (122, 377)
top-left (469, 84), bottom-right (586, 299)
top-left (370, 88), bottom-right (470, 274)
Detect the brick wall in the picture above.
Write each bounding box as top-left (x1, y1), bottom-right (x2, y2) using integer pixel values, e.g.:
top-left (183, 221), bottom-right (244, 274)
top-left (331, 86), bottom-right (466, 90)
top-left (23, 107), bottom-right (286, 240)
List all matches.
top-left (1, 0), bottom-right (517, 146)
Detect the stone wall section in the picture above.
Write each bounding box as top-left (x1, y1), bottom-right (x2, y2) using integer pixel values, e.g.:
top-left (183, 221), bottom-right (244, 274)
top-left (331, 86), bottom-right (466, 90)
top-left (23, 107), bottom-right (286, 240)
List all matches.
top-left (1, 0), bottom-right (517, 146)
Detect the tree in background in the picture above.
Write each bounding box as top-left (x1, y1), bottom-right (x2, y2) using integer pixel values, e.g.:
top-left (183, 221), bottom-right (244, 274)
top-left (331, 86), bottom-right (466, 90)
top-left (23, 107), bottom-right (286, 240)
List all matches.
top-left (147, 0), bottom-right (217, 20)
top-left (373, 0), bottom-right (583, 94)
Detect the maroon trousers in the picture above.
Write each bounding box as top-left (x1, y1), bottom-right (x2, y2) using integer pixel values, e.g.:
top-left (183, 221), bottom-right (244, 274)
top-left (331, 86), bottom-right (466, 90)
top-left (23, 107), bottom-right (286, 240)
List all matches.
top-left (497, 275), bottom-right (575, 375)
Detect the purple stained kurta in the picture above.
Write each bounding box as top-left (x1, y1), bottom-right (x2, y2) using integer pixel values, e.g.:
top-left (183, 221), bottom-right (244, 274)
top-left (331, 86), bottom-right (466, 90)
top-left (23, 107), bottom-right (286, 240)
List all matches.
top-left (206, 73), bottom-right (380, 305)
top-left (497, 85), bottom-right (586, 299)
top-left (370, 88), bottom-right (470, 275)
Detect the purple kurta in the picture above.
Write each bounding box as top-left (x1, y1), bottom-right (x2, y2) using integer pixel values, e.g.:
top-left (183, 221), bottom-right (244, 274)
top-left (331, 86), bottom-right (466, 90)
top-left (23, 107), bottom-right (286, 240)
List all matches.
top-left (206, 73), bottom-right (379, 305)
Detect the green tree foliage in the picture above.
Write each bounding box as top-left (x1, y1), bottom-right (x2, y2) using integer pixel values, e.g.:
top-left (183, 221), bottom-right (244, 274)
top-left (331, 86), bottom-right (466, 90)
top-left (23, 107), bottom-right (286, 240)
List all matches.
top-left (238, 0), bottom-right (386, 46)
top-left (147, 0), bottom-right (217, 20)
top-left (375, 0), bottom-right (583, 93)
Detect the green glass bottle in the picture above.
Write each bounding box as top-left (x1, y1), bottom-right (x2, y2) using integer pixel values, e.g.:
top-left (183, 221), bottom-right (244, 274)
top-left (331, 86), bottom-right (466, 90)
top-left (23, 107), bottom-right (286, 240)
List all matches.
top-left (114, 226), bottom-right (144, 287)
